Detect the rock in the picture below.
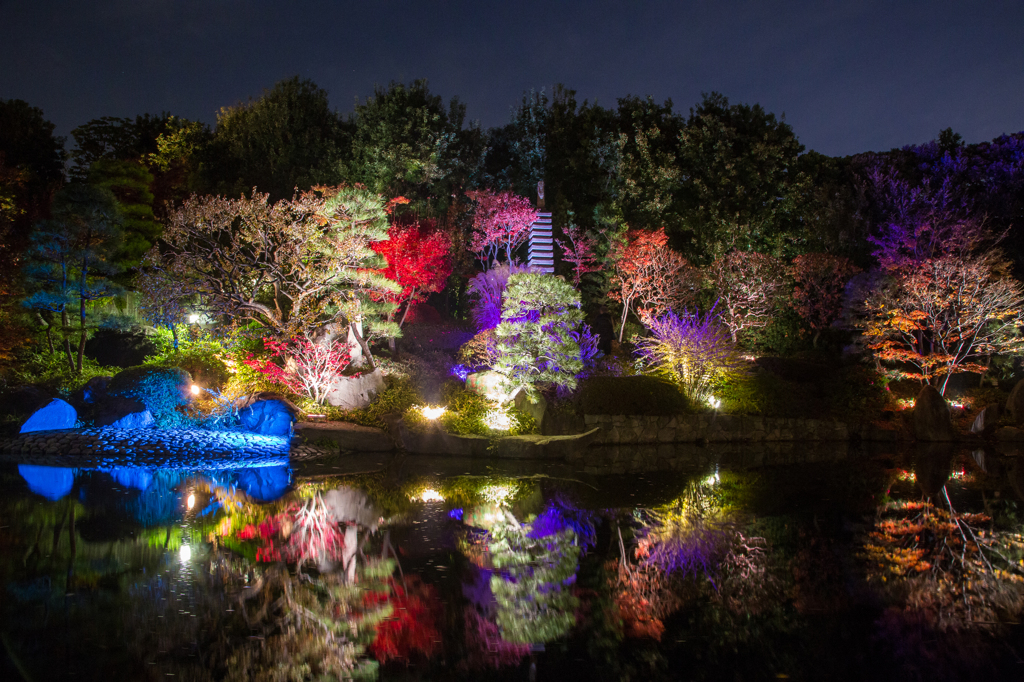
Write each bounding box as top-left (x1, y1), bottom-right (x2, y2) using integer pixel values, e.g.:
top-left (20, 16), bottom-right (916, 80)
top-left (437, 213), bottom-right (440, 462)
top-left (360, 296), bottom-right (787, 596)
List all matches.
top-left (84, 327), bottom-right (161, 368)
top-left (93, 395), bottom-right (148, 427)
top-left (466, 370), bottom-right (508, 401)
top-left (294, 421), bottom-right (394, 452)
top-left (20, 399), bottom-right (77, 433)
top-left (240, 399), bottom-right (295, 436)
top-left (325, 368), bottom-right (385, 409)
top-left (914, 444), bottom-right (954, 499)
top-left (109, 410), bottom-right (156, 429)
top-left (18, 465), bottom-right (75, 500)
top-left (996, 426), bottom-right (1024, 441)
top-left (106, 366), bottom-right (193, 426)
top-left (970, 404), bottom-right (1002, 435)
top-left (913, 386), bottom-right (955, 441)
top-left (1008, 380), bottom-right (1024, 425)
top-left (512, 387), bottom-right (547, 430)
top-left (75, 376), bottom-right (112, 405)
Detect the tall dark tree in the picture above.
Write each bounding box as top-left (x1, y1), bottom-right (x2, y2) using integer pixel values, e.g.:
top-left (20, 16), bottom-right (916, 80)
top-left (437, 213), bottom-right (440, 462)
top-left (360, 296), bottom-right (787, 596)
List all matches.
top-left (207, 77), bottom-right (348, 201)
top-left (0, 99), bottom-right (66, 240)
top-left (23, 184), bottom-right (122, 372)
top-left (68, 113), bottom-right (175, 180)
top-left (676, 92), bottom-right (809, 263)
top-left (88, 158), bottom-right (161, 271)
top-left (346, 79), bottom-right (481, 213)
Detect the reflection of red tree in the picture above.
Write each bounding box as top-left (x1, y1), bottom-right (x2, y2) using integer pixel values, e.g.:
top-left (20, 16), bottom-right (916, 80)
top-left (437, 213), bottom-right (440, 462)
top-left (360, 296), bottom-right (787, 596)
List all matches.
top-left (366, 575), bottom-right (442, 664)
top-left (609, 558), bottom-right (681, 640)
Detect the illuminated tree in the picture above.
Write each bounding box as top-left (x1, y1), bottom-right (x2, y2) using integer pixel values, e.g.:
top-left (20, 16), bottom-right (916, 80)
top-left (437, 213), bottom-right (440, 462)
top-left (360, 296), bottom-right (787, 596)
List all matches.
top-left (371, 218), bottom-right (452, 330)
top-left (555, 223), bottom-right (601, 286)
top-left (790, 253), bottom-right (860, 347)
top-left (609, 227), bottom-right (696, 342)
top-left (136, 252), bottom-right (193, 350)
top-left (493, 273), bottom-right (585, 399)
top-left (243, 336), bottom-right (352, 405)
top-left (159, 185), bottom-right (400, 365)
top-left (466, 262), bottom-right (537, 331)
top-left (861, 251), bottom-right (1024, 394)
top-left (706, 250), bottom-right (787, 344)
top-left (467, 189), bottom-right (538, 268)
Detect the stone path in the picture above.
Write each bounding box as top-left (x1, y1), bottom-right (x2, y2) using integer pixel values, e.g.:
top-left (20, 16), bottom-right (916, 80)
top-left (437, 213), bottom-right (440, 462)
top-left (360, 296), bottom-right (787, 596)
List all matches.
top-left (0, 427), bottom-right (307, 469)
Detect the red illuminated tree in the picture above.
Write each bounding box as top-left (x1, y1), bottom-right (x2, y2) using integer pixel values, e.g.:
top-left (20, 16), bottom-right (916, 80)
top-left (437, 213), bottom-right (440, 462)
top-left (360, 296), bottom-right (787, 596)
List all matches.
top-left (706, 250), bottom-right (787, 343)
top-left (242, 336), bottom-right (352, 405)
top-left (372, 218), bottom-right (453, 329)
top-left (466, 189), bottom-right (538, 268)
top-left (609, 227), bottom-right (697, 342)
top-left (790, 253), bottom-right (860, 347)
top-left (555, 224), bottom-right (601, 286)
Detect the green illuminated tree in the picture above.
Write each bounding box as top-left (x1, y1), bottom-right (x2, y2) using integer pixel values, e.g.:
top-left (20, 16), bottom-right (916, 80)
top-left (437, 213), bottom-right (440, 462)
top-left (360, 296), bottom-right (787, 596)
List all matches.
top-left (493, 273), bottom-right (585, 399)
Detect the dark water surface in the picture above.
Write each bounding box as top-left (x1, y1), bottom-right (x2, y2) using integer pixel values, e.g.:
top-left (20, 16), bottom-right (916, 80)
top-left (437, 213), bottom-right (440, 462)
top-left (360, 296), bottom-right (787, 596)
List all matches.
top-left (2, 442), bottom-right (1024, 681)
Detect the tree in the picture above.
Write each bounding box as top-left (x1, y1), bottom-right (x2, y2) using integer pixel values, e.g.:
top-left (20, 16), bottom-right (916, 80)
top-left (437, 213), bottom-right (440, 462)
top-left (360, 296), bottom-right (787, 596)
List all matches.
top-left (493, 273), bottom-right (585, 399)
top-left (790, 253), bottom-right (860, 347)
top-left (159, 185), bottom-right (399, 366)
top-left (676, 92), bottom-right (809, 263)
top-left (372, 218), bottom-right (453, 330)
top-left (466, 189), bottom-right (538, 269)
top-left (69, 113), bottom-right (175, 179)
top-left (706, 250), bottom-right (788, 344)
top-left (207, 77), bottom-right (348, 201)
top-left (22, 184), bottom-right (123, 372)
top-left (480, 89), bottom-right (549, 197)
top-left (609, 227), bottom-right (697, 342)
top-left (88, 158), bottom-right (161, 271)
top-left (0, 99), bottom-right (65, 247)
top-left (136, 252), bottom-right (194, 350)
top-left (861, 251), bottom-right (1024, 394)
top-left (555, 223), bottom-right (601, 287)
top-left (346, 80), bottom-right (481, 212)
top-left (243, 336), bottom-right (352, 405)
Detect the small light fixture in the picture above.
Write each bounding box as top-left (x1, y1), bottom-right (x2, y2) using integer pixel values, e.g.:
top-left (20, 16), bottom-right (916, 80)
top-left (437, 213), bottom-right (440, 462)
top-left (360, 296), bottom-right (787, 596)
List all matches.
top-left (190, 384), bottom-right (201, 396)
top-left (412, 488), bottom-right (444, 502)
top-left (187, 493), bottom-right (196, 510)
top-left (188, 314), bottom-right (200, 324)
top-left (420, 406), bottom-right (446, 420)
top-left (179, 545), bottom-right (192, 563)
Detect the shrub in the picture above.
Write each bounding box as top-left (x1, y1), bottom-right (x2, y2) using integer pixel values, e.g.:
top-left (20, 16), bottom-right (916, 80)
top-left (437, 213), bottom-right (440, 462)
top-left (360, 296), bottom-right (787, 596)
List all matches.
top-left (403, 381), bottom-right (535, 436)
top-left (635, 307), bottom-right (743, 407)
top-left (456, 329), bottom-right (498, 369)
top-left (146, 340), bottom-right (233, 390)
top-left (107, 365), bottom-right (194, 427)
top-left (493, 273), bottom-right (585, 399)
top-left (466, 263), bottom-right (537, 331)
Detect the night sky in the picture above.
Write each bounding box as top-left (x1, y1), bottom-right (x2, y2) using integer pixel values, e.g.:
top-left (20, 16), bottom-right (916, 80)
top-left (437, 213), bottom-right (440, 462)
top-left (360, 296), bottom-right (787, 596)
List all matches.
top-left (2, 0), bottom-right (1022, 157)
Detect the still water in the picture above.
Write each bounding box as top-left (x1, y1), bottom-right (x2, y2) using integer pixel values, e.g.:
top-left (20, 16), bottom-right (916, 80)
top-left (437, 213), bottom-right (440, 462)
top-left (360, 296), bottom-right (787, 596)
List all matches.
top-left (1, 443), bottom-right (1023, 681)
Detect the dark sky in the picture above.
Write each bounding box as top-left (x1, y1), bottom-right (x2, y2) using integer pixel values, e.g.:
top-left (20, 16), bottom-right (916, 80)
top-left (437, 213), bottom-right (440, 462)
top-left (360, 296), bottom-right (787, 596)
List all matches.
top-left (2, 0), bottom-right (1022, 157)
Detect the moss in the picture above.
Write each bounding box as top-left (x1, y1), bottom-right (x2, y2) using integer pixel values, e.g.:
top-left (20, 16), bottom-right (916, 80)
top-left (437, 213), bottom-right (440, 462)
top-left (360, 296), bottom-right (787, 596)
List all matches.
top-left (107, 365), bottom-right (194, 427)
top-left (576, 375), bottom-right (692, 415)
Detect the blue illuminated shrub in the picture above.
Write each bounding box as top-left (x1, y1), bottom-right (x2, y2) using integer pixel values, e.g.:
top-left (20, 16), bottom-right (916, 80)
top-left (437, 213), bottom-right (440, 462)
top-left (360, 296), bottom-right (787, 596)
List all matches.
top-left (108, 366), bottom-right (194, 427)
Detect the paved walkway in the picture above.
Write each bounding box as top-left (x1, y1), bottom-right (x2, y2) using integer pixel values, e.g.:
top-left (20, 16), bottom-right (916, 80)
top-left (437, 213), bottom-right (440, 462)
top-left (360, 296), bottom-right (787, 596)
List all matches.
top-left (0, 427), bottom-right (323, 469)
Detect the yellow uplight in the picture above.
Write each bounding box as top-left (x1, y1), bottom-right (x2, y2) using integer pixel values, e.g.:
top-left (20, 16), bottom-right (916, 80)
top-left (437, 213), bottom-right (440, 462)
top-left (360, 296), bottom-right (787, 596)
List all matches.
top-left (190, 384), bottom-right (201, 396)
top-left (420, 405), bottom-right (446, 420)
top-left (412, 488), bottom-right (445, 503)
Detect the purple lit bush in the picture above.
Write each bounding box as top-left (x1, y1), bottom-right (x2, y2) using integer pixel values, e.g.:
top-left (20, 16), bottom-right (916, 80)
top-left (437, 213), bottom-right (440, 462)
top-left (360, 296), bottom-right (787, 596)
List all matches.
top-left (466, 263), bottom-right (537, 331)
top-left (635, 303), bottom-right (743, 406)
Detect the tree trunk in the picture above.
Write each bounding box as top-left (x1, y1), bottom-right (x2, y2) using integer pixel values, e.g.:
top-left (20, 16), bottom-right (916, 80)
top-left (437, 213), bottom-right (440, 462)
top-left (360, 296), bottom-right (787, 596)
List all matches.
top-left (618, 306), bottom-right (629, 343)
top-left (169, 323), bottom-right (179, 351)
top-left (60, 311), bottom-right (74, 372)
top-left (77, 297), bottom-right (86, 374)
top-left (348, 322), bottom-right (375, 370)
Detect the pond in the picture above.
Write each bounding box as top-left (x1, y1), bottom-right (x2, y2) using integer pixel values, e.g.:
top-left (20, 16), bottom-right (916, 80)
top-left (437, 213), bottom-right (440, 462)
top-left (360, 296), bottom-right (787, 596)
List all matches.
top-left (1, 442), bottom-right (1023, 681)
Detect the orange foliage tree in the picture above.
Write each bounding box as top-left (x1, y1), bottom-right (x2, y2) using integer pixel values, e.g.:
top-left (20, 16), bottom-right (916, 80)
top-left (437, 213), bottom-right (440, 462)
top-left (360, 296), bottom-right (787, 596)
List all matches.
top-left (609, 227), bottom-right (697, 342)
top-left (790, 253), bottom-right (860, 347)
top-left (862, 251), bottom-right (1024, 394)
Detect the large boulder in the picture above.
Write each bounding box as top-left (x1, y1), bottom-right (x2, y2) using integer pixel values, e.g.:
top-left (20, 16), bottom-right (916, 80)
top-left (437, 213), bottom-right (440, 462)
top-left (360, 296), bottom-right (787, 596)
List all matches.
top-left (19, 399), bottom-right (77, 433)
top-left (466, 370), bottom-right (508, 401)
top-left (512, 387), bottom-right (547, 430)
top-left (73, 376), bottom-right (112, 406)
top-left (913, 385), bottom-right (955, 442)
top-left (1008, 380), bottom-right (1024, 425)
top-left (240, 399), bottom-right (296, 436)
top-left (106, 366), bottom-right (193, 427)
top-left (84, 327), bottom-right (161, 368)
top-left (93, 395), bottom-right (148, 427)
top-left (970, 404), bottom-right (1002, 435)
top-left (326, 368), bottom-right (385, 409)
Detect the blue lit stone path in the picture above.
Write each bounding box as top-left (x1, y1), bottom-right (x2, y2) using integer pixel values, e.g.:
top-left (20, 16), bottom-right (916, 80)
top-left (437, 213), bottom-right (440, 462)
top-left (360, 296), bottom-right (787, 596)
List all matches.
top-left (0, 427), bottom-right (322, 469)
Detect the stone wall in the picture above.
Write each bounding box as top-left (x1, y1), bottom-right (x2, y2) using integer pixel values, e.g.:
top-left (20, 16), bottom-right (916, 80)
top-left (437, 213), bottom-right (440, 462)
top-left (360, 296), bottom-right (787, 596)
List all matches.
top-left (582, 413), bottom-right (850, 445)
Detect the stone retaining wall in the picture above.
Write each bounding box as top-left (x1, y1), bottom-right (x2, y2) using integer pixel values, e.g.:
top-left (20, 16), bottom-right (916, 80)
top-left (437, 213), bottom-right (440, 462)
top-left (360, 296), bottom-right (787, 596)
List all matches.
top-left (582, 413), bottom-right (850, 445)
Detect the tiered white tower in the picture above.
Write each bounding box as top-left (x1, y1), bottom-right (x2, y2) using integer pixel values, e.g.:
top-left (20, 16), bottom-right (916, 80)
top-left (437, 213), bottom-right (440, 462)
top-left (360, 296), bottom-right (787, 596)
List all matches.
top-left (527, 211), bottom-right (554, 273)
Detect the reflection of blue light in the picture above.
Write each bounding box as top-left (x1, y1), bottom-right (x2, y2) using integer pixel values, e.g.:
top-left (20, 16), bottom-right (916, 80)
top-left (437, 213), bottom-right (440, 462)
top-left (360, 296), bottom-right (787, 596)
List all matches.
top-left (105, 467), bottom-right (155, 491)
top-left (18, 465), bottom-right (75, 501)
top-left (450, 364), bottom-right (471, 381)
top-left (448, 507), bottom-right (464, 520)
top-left (232, 465), bottom-right (291, 501)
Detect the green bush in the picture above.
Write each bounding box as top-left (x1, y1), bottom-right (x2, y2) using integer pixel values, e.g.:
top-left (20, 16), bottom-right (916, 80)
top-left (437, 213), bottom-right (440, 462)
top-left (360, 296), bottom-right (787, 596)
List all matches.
top-left (9, 348), bottom-right (115, 395)
top-left (403, 380), bottom-right (536, 436)
top-left (309, 377), bottom-right (421, 431)
top-left (146, 340), bottom-right (233, 390)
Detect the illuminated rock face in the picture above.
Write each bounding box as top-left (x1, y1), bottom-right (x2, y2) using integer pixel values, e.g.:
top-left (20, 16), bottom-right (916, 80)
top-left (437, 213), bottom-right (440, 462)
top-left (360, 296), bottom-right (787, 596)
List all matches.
top-left (18, 464), bottom-right (75, 500)
top-left (108, 410), bottom-right (155, 429)
top-left (240, 399), bottom-right (295, 436)
top-left (325, 368), bottom-right (384, 409)
top-left (913, 385), bottom-right (954, 442)
top-left (465, 370), bottom-right (507, 401)
top-left (20, 399), bottom-right (77, 433)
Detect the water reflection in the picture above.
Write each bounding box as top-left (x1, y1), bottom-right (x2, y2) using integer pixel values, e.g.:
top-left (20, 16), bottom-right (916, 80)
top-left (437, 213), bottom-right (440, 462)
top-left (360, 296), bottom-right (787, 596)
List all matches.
top-left (2, 445), bottom-right (1024, 680)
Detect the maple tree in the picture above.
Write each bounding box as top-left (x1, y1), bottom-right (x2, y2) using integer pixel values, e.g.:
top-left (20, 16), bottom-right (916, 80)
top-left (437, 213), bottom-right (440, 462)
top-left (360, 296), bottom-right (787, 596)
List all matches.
top-left (555, 223), bottom-right (601, 286)
top-left (790, 253), bottom-right (861, 347)
top-left (242, 336), bottom-right (352, 405)
top-left (706, 250), bottom-right (787, 344)
top-left (371, 217), bottom-right (452, 329)
top-left (861, 251), bottom-right (1024, 394)
top-left (609, 227), bottom-right (697, 342)
top-left (466, 189), bottom-right (538, 268)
